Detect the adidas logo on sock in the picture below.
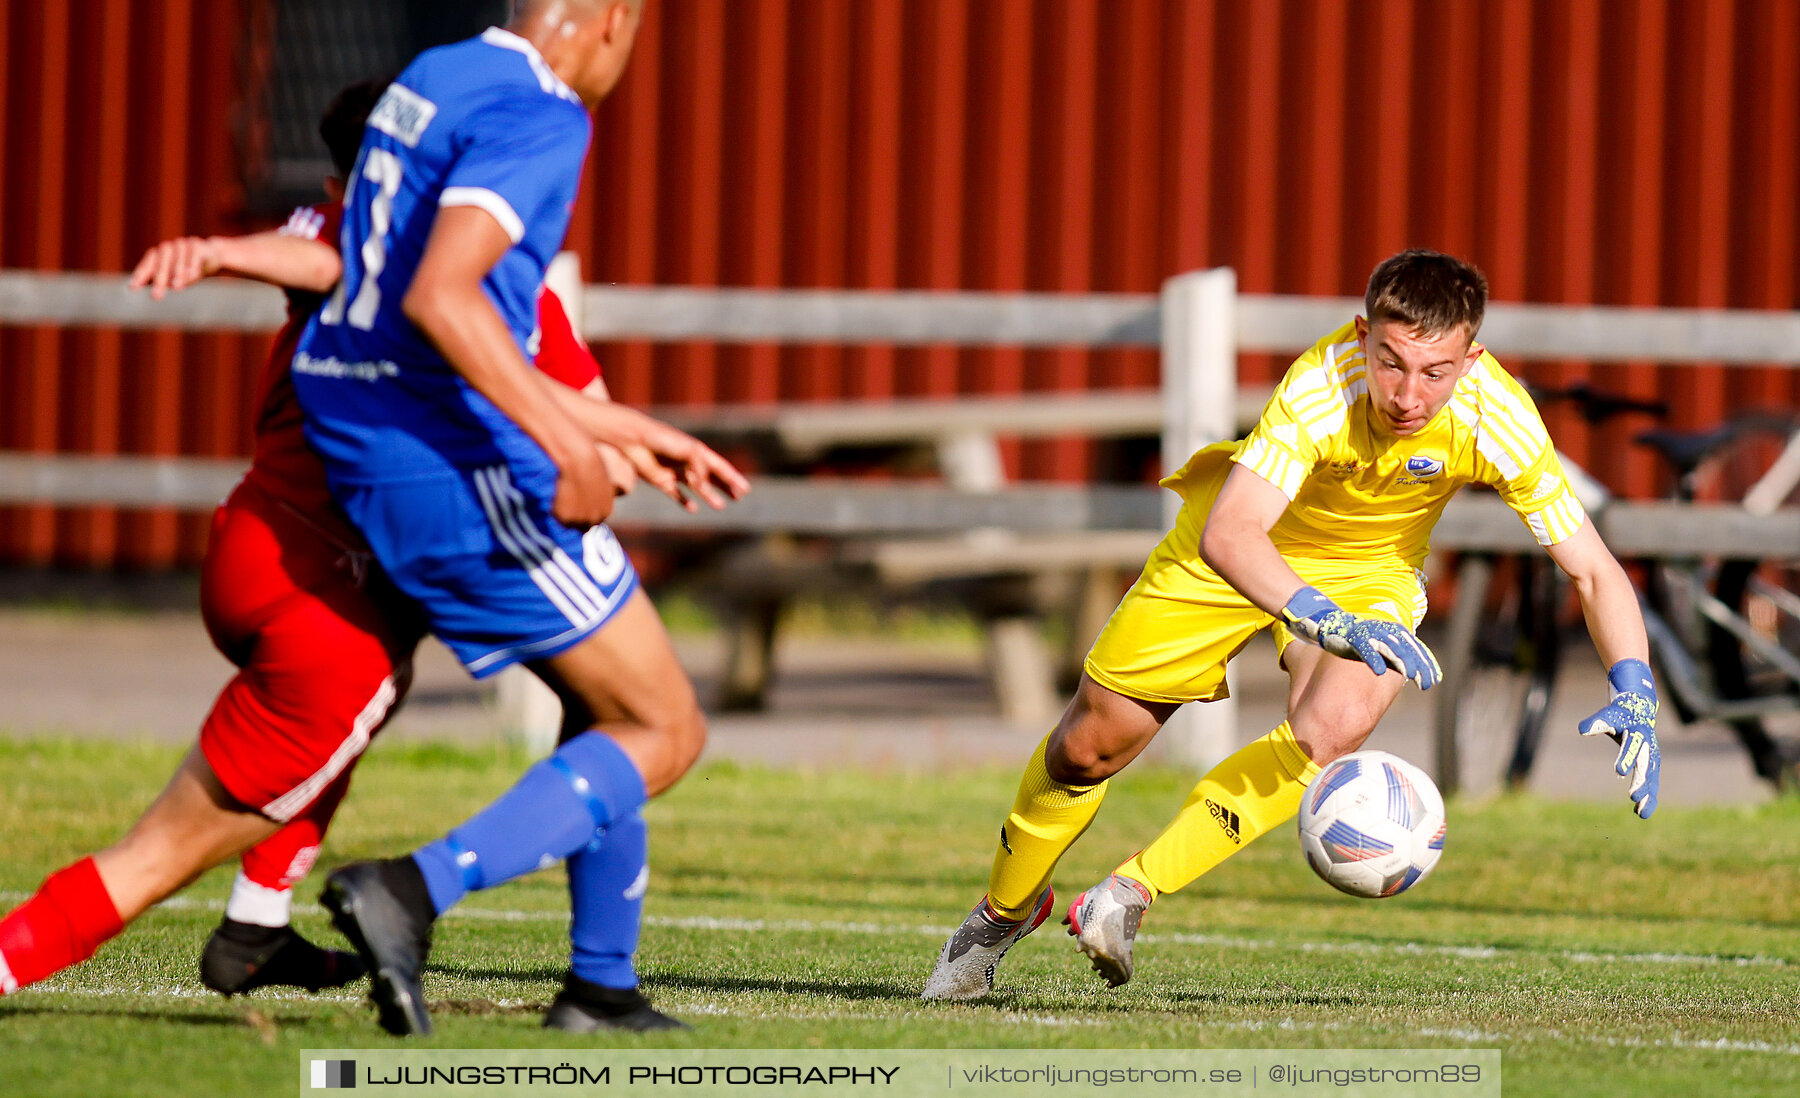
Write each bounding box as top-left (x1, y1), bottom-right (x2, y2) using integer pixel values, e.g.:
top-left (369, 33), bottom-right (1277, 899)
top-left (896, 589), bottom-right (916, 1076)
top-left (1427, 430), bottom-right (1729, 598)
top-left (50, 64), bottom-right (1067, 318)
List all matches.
top-left (1206, 798), bottom-right (1242, 844)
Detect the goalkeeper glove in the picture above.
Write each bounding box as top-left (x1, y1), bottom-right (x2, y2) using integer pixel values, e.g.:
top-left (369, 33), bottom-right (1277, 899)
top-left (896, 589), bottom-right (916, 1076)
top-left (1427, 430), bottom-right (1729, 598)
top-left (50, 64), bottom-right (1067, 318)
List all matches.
top-left (1280, 585), bottom-right (1442, 690)
top-left (1577, 657), bottom-right (1661, 820)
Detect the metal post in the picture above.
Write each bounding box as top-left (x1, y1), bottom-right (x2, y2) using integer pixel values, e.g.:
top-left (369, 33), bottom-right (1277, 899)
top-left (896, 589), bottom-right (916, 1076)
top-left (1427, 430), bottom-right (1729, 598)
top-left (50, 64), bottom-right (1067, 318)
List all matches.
top-left (1158, 268), bottom-right (1239, 769)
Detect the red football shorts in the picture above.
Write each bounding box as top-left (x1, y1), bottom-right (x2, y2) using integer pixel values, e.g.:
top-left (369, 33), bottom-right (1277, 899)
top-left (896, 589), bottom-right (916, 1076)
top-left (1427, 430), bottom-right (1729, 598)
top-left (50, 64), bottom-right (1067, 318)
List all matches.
top-left (198, 476), bottom-right (425, 822)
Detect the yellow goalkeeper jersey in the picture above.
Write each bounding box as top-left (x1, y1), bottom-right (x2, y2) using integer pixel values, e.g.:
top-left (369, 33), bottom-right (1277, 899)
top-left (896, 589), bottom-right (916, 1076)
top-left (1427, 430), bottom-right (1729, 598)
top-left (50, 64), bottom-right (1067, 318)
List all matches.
top-left (1165, 321), bottom-right (1587, 568)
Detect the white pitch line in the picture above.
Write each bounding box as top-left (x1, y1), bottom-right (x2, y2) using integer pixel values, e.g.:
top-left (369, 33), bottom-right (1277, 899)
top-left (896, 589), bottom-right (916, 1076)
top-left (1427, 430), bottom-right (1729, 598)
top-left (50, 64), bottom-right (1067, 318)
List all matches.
top-left (10, 981), bottom-right (1800, 1056)
top-left (2, 890), bottom-right (1792, 972)
top-left (1206, 1018), bottom-right (1800, 1058)
top-left (676, 1001), bottom-right (1107, 1028)
top-left (638, 913), bottom-right (1795, 972)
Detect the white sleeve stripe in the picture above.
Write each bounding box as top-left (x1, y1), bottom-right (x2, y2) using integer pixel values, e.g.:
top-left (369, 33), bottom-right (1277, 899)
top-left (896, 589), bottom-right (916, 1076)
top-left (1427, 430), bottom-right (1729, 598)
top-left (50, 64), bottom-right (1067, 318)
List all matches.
top-left (1289, 385), bottom-right (1345, 424)
top-left (1486, 415), bottom-right (1544, 474)
top-left (1475, 391), bottom-right (1542, 470)
top-left (1520, 493), bottom-right (1586, 546)
top-left (1555, 494), bottom-right (1587, 532)
top-left (441, 186), bottom-right (525, 244)
top-left (1298, 405), bottom-right (1348, 438)
top-left (1483, 406), bottom-right (1540, 466)
top-left (1289, 375), bottom-right (1363, 434)
top-left (1451, 392), bottom-right (1483, 428)
top-left (1282, 383), bottom-right (1333, 421)
top-left (1287, 364), bottom-right (1364, 417)
top-left (1239, 438), bottom-right (1272, 475)
top-left (1526, 510), bottom-right (1552, 545)
top-left (1475, 431), bottom-right (1526, 479)
top-left (1467, 416), bottom-right (1532, 483)
top-left (1286, 357), bottom-right (1352, 400)
top-left (1300, 385), bottom-right (1362, 435)
top-left (1480, 371), bottom-right (1555, 468)
top-left (1240, 439), bottom-right (1305, 499)
top-left (1461, 367), bottom-right (1553, 481)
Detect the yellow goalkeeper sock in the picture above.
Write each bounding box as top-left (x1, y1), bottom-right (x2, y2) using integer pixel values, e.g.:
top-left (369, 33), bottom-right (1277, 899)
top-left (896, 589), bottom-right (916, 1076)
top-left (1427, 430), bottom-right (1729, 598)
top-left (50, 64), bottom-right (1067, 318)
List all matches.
top-left (1116, 721), bottom-right (1320, 899)
top-left (985, 732), bottom-right (1108, 920)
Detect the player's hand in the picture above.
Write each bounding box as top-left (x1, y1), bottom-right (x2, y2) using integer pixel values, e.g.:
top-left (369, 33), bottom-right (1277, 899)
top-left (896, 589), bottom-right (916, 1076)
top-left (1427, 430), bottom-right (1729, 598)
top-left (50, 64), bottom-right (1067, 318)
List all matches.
top-left (549, 434), bottom-right (617, 528)
top-left (1578, 657), bottom-right (1660, 819)
top-left (1281, 585), bottom-right (1441, 689)
top-left (595, 443), bottom-right (639, 497)
top-left (129, 236), bottom-right (223, 299)
top-left (629, 420), bottom-right (751, 513)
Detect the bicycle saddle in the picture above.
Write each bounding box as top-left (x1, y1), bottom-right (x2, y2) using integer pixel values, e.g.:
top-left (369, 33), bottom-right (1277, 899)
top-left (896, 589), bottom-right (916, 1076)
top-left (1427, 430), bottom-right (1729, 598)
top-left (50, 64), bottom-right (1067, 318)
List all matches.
top-left (1635, 413), bottom-right (1798, 478)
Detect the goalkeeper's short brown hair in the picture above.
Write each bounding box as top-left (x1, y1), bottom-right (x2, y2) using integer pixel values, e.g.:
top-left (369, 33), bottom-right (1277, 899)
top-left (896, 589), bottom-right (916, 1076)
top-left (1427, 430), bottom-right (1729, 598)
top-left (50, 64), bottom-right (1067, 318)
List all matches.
top-left (1364, 250), bottom-right (1488, 340)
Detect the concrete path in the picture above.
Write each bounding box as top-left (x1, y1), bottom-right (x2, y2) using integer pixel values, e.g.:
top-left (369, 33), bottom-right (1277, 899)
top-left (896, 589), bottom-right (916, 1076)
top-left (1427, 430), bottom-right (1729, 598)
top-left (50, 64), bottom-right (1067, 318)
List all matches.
top-left (0, 604), bottom-right (1775, 807)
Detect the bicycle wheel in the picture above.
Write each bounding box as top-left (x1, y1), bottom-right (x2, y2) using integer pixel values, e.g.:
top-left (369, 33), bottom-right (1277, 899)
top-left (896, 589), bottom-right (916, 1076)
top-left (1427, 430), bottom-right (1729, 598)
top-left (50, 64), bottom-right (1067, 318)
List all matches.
top-left (1703, 419), bottom-right (1800, 788)
top-left (1501, 559), bottom-right (1561, 788)
top-left (1709, 558), bottom-right (1800, 788)
top-left (1434, 555), bottom-right (1550, 797)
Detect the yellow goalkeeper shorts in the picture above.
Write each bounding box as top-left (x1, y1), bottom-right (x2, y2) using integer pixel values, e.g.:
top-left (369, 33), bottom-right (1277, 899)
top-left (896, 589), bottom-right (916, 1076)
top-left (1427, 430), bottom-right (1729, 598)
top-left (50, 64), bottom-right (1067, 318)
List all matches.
top-left (1083, 453), bottom-right (1428, 705)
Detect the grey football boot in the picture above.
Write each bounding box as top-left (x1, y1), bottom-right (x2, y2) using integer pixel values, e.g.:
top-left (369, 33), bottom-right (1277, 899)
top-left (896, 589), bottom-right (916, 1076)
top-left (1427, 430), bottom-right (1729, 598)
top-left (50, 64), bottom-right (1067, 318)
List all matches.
top-left (1063, 874), bottom-right (1152, 987)
top-left (921, 888), bottom-right (1053, 1001)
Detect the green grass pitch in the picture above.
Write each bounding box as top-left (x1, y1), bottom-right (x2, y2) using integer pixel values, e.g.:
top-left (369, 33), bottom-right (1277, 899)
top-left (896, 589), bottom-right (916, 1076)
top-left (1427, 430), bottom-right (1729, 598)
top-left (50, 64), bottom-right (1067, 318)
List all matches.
top-left (2, 736), bottom-right (1798, 1097)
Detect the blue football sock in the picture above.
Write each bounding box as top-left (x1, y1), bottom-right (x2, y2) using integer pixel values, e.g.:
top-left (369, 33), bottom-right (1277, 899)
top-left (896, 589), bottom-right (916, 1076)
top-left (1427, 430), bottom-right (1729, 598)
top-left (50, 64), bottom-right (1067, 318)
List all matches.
top-left (567, 808), bottom-right (647, 989)
top-left (412, 731), bottom-right (647, 915)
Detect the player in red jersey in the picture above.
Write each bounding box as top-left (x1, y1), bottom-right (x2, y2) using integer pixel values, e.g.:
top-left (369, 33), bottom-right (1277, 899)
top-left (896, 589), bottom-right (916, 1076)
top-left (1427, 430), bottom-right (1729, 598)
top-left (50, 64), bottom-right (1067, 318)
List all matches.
top-left (0, 81), bottom-right (744, 1002)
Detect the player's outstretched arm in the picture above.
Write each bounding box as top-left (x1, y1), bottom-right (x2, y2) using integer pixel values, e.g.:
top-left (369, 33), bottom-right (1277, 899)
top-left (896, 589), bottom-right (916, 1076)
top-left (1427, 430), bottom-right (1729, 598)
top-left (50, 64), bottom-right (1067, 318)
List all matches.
top-left (1546, 520), bottom-right (1661, 818)
top-left (538, 380), bottom-right (749, 512)
top-left (1198, 464), bottom-right (1311, 612)
top-left (129, 232), bottom-right (340, 299)
top-left (403, 206), bottom-right (615, 527)
top-left (1200, 464), bottom-right (1441, 690)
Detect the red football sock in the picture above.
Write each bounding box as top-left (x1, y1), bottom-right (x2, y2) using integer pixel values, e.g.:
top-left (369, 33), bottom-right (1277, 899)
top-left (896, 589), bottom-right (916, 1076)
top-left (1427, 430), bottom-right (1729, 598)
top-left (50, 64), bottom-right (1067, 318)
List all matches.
top-left (240, 820), bottom-right (322, 892)
top-left (0, 857), bottom-right (125, 994)
top-left (241, 769), bottom-right (348, 890)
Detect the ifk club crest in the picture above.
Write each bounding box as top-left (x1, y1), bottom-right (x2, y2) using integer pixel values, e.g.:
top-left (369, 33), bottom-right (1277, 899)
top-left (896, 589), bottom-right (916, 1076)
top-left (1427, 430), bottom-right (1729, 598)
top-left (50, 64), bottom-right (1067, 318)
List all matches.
top-left (1402, 454), bottom-right (1445, 482)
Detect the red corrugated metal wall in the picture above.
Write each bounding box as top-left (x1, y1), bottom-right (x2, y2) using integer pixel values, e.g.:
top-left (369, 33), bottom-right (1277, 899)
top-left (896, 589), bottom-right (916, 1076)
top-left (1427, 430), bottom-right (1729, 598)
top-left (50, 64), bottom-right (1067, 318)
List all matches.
top-left (5, 0), bottom-right (1800, 568)
top-left (0, 0), bottom-right (254, 568)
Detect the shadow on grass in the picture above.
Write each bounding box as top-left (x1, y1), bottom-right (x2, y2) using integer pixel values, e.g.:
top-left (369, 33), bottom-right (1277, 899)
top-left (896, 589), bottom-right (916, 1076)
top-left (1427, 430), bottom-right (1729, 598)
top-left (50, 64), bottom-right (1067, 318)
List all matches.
top-left (648, 971), bottom-right (917, 1003)
top-left (0, 1004), bottom-right (246, 1027)
top-left (1162, 987), bottom-right (1362, 1009)
top-left (430, 964), bottom-right (923, 1006)
top-left (427, 963), bottom-right (564, 984)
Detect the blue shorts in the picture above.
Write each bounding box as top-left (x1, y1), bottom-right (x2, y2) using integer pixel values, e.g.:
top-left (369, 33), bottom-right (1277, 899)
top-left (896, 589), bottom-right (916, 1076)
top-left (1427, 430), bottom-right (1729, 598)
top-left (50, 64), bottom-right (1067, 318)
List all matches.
top-left (333, 463), bottom-right (638, 678)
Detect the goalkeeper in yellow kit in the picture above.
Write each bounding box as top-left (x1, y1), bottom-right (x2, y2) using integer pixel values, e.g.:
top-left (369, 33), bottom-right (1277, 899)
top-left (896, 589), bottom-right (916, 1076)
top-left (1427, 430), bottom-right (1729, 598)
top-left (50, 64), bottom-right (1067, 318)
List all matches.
top-left (923, 250), bottom-right (1662, 999)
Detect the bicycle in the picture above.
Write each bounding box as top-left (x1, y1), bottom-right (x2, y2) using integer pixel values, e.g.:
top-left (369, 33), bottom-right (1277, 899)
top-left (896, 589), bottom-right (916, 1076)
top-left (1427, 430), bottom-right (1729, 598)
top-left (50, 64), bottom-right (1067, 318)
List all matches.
top-left (1637, 413), bottom-right (1800, 787)
top-left (1433, 384), bottom-right (1800, 796)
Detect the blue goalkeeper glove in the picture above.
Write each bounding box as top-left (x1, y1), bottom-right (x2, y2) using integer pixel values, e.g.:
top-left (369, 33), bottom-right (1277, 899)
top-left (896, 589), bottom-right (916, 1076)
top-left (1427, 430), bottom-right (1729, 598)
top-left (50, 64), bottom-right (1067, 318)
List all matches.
top-left (1279, 585), bottom-right (1442, 690)
top-left (1577, 657), bottom-right (1661, 820)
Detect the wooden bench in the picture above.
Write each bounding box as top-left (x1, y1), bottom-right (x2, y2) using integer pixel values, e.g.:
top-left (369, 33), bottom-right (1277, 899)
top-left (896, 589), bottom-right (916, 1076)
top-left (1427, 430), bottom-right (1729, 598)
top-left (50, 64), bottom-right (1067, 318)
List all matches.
top-left (637, 392), bottom-right (1275, 723)
top-left (676, 529), bottom-right (1161, 726)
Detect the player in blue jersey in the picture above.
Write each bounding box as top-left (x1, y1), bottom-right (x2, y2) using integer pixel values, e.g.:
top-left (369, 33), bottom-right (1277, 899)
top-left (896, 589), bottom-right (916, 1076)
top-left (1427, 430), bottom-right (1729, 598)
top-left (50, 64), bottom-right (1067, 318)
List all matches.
top-left (291, 0), bottom-right (739, 1037)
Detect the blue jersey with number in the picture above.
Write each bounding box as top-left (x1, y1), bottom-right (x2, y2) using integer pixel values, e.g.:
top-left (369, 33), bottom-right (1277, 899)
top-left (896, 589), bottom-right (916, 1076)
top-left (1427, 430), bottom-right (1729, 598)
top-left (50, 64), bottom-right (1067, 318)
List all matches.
top-left (293, 27), bottom-right (590, 487)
